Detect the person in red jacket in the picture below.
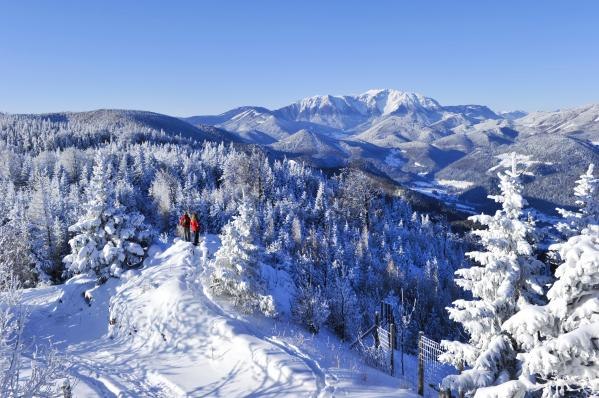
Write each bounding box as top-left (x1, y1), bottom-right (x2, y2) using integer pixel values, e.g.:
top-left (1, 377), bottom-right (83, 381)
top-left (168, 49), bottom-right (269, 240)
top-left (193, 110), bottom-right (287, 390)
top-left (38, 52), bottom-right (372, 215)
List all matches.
top-left (190, 213), bottom-right (201, 246)
top-left (179, 212), bottom-right (191, 242)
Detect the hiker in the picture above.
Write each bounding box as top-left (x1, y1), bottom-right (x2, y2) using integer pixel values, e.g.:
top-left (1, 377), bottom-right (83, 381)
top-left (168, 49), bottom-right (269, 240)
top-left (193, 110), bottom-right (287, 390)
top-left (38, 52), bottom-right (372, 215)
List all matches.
top-left (191, 213), bottom-right (201, 246)
top-left (179, 212), bottom-right (191, 242)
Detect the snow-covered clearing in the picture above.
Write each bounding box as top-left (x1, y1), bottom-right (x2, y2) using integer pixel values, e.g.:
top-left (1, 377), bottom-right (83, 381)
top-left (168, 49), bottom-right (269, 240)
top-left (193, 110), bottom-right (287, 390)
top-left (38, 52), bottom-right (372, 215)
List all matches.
top-left (436, 179), bottom-right (473, 190)
top-left (21, 236), bottom-right (418, 397)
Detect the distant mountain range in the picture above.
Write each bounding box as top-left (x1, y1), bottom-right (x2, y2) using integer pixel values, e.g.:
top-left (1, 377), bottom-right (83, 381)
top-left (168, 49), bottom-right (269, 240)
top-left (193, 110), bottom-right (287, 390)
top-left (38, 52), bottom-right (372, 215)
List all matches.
top-left (183, 89), bottom-right (599, 214)
top-left (3, 90), bottom-right (597, 214)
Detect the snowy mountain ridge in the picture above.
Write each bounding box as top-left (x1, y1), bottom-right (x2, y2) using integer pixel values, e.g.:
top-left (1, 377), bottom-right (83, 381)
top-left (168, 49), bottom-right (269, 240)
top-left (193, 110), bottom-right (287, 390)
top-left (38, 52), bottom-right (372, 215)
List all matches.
top-left (185, 90), bottom-right (599, 214)
top-left (278, 89), bottom-right (443, 126)
top-left (2, 90), bottom-right (597, 213)
top-left (188, 89), bottom-right (503, 138)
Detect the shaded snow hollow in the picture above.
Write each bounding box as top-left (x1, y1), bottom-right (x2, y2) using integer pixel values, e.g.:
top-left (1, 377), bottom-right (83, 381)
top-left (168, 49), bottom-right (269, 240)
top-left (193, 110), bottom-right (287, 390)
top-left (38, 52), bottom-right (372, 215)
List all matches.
top-left (21, 237), bottom-right (418, 397)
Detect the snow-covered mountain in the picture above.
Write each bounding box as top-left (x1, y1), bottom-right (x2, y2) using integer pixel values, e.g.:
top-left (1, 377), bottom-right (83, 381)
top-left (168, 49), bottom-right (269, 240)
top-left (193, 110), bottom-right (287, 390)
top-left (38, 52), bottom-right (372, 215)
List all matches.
top-left (185, 89), bottom-right (498, 144)
top-left (185, 90), bottom-right (599, 213)
top-left (275, 89), bottom-right (443, 132)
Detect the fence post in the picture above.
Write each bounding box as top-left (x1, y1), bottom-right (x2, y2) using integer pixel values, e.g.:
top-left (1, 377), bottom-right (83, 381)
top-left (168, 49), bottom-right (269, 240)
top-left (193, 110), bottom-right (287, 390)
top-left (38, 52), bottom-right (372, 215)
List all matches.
top-left (389, 323), bottom-right (395, 376)
top-left (374, 311), bottom-right (380, 348)
top-left (418, 331), bottom-right (424, 396)
top-left (401, 325), bottom-right (405, 376)
top-left (439, 388), bottom-right (451, 398)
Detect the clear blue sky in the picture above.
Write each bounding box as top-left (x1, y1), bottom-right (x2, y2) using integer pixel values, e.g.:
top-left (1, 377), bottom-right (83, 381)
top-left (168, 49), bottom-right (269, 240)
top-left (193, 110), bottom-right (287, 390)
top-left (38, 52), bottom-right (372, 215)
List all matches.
top-left (1, 1), bottom-right (598, 116)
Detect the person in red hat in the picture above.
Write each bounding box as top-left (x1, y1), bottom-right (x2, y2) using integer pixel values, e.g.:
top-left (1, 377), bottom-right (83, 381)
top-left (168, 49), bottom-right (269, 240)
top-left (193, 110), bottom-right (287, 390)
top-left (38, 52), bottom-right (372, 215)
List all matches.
top-left (179, 212), bottom-right (191, 242)
top-left (190, 213), bottom-right (201, 246)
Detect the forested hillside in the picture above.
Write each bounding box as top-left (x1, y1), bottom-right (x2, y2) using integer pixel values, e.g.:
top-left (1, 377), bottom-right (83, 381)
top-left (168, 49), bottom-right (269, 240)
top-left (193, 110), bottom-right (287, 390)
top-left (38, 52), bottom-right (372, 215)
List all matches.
top-left (1, 111), bottom-right (597, 397)
top-left (0, 112), bottom-right (466, 343)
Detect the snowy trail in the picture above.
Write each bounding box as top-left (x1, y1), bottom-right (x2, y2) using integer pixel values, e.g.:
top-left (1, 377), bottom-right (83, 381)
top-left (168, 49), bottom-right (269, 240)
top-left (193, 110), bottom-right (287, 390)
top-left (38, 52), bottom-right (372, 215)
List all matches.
top-left (21, 238), bottom-right (325, 397)
top-left (20, 237), bottom-right (418, 397)
top-left (188, 240), bottom-right (329, 397)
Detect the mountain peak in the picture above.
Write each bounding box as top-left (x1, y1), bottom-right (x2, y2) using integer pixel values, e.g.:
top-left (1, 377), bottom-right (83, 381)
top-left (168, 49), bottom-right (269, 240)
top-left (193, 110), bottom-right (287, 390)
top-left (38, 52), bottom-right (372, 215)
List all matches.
top-left (354, 89), bottom-right (441, 115)
top-left (275, 89), bottom-right (442, 130)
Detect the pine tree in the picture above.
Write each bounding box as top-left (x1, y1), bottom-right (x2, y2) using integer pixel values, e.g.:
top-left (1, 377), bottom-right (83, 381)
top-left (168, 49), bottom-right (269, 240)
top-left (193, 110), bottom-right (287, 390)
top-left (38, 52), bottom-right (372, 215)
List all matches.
top-left (63, 153), bottom-right (151, 280)
top-left (501, 227), bottom-right (599, 396)
top-left (292, 255), bottom-right (330, 333)
top-left (440, 153), bottom-right (547, 395)
top-left (313, 181), bottom-right (326, 224)
top-left (211, 197), bottom-right (276, 316)
top-left (326, 259), bottom-right (360, 340)
top-left (149, 170), bottom-right (178, 232)
top-left (29, 173), bottom-right (62, 281)
top-left (556, 164), bottom-right (598, 237)
top-left (499, 169), bottom-right (599, 396)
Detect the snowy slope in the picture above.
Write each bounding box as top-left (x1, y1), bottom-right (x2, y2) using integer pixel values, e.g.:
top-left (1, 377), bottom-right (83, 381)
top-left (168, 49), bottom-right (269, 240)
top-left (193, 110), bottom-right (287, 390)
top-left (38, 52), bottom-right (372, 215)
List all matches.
top-left (21, 237), bottom-right (418, 397)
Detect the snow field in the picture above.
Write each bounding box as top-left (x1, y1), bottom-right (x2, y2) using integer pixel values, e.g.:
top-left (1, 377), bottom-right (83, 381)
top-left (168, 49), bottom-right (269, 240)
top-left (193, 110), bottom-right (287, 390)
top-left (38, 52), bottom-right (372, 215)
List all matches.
top-left (20, 237), bottom-right (418, 397)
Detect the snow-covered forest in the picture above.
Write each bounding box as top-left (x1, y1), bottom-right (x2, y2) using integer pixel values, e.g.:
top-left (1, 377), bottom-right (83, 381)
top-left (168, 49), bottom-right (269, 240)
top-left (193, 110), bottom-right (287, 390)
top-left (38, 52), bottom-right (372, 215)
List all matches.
top-left (0, 114), bottom-right (465, 336)
top-left (0, 113), bottom-right (598, 397)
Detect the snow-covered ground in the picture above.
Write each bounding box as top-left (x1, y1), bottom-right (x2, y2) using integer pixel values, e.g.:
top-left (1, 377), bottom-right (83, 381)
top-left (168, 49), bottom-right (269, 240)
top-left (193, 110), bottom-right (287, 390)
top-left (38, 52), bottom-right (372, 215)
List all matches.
top-left (436, 179), bottom-right (474, 190)
top-left (21, 236), bottom-right (420, 397)
top-left (407, 180), bottom-right (477, 214)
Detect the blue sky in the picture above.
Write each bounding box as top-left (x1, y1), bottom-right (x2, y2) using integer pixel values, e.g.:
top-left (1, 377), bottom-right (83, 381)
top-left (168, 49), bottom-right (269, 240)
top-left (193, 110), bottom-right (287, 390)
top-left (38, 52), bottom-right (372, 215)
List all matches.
top-left (1, 1), bottom-right (598, 115)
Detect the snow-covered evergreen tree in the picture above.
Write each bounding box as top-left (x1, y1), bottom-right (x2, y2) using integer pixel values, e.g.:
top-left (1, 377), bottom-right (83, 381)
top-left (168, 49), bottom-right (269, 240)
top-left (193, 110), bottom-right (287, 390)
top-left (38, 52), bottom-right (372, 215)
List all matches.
top-left (556, 164), bottom-right (598, 237)
top-left (149, 169), bottom-right (179, 232)
top-left (28, 172), bottom-right (61, 281)
top-left (211, 196), bottom-right (276, 316)
top-left (499, 170), bottom-right (599, 397)
top-left (0, 225), bottom-right (36, 288)
top-left (292, 254), bottom-right (330, 333)
top-left (326, 259), bottom-right (360, 340)
top-left (440, 153), bottom-right (547, 395)
top-left (500, 227), bottom-right (599, 397)
top-left (63, 153), bottom-right (151, 280)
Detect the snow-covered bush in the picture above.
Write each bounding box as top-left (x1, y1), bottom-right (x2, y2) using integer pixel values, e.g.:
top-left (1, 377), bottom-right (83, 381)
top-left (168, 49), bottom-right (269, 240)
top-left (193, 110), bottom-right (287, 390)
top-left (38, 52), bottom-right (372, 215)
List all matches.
top-left (0, 258), bottom-right (69, 396)
top-left (63, 153), bottom-right (151, 280)
top-left (211, 197), bottom-right (276, 316)
top-left (357, 342), bottom-right (391, 374)
top-left (292, 283), bottom-right (330, 333)
top-left (0, 224), bottom-right (37, 288)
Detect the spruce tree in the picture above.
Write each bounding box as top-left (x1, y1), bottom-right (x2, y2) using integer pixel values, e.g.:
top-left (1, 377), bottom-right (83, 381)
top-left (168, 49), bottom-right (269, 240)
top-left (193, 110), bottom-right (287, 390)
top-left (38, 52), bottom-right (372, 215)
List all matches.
top-left (440, 153), bottom-right (546, 395)
top-left (500, 168), bottom-right (599, 396)
top-left (556, 164), bottom-right (598, 237)
top-left (502, 227), bottom-right (599, 396)
top-left (211, 196), bottom-right (276, 316)
top-left (63, 153), bottom-right (150, 280)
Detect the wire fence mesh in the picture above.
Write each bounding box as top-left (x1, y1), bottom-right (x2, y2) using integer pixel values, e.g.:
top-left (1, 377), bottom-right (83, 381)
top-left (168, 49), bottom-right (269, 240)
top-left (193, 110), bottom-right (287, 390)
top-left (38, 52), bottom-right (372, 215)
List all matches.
top-left (377, 326), bottom-right (391, 351)
top-left (420, 334), bottom-right (447, 389)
